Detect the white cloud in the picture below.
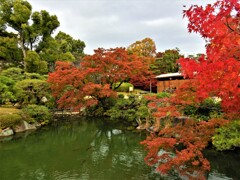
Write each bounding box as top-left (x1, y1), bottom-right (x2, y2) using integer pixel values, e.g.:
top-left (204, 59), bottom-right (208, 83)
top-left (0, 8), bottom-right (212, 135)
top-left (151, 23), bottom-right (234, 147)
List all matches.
top-left (142, 18), bottom-right (177, 27)
top-left (27, 0), bottom-right (211, 55)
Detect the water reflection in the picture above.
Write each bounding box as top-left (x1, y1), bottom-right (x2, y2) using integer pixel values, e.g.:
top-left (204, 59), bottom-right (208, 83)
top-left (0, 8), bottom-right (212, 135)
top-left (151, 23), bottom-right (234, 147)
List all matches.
top-left (0, 117), bottom-right (239, 180)
top-left (206, 149), bottom-right (240, 180)
top-left (0, 117), bottom-right (157, 180)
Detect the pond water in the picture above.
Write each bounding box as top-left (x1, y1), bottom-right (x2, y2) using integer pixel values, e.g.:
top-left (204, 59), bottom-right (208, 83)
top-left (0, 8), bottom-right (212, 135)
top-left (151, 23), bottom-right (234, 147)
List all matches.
top-left (0, 117), bottom-right (239, 180)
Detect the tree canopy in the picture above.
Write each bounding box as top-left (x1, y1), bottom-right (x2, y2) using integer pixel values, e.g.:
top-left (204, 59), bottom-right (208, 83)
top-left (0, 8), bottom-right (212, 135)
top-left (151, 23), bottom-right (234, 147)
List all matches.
top-left (142, 0), bottom-right (240, 179)
top-left (128, 37), bottom-right (156, 58)
top-left (179, 0), bottom-right (240, 117)
top-left (0, 0), bottom-right (85, 71)
top-left (48, 48), bottom-right (150, 110)
top-left (150, 48), bottom-right (182, 75)
top-left (0, 0), bottom-right (60, 59)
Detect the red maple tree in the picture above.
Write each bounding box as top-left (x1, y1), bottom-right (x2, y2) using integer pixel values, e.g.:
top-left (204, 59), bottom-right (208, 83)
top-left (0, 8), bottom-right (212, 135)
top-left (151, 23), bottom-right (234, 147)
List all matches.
top-left (142, 92), bottom-right (229, 179)
top-left (142, 0), bottom-right (239, 179)
top-left (48, 48), bottom-right (150, 110)
top-left (141, 118), bottom-right (228, 179)
top-left (179, 0), bottom-right (240, 117)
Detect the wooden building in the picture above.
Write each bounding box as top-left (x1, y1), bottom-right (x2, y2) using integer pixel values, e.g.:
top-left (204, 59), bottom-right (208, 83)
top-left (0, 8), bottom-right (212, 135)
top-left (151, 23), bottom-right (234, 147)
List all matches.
top-left (156, 72), bottom-right (190, 93)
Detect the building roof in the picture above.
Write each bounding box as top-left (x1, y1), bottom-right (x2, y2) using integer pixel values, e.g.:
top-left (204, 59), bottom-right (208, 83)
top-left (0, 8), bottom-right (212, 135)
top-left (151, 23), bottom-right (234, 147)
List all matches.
top-left (155, 72), bottom-right (183, 79)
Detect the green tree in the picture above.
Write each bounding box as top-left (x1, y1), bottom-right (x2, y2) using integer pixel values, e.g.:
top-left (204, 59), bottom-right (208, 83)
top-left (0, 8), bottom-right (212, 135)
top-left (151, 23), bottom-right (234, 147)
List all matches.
top-left (0, 0), bottom-right (32, 58)
top-left (105, 95), bottom-right (150, 127)
top-left (58, 52), bottom-right (75, 62)
top-left (213, 120), bottom-right (240, 151)
top-left (38, 37), bottom-right (59, 70)
top-left (150, 48), bottom-right (182, 75)
top-left (14, 79), bottom-right (50, 105)
top-left (0, 0), bottom-right (60, 67)
top-left (24, 51), bottom-right (48, 74)
top-left (33, 10), bottom-right (60, 52)
top-left (0, 36), bottom-right (22, 69)
top-left (39, 32), bottom-right (85, 70)
top-left (22, 104), bottom-right (52, 124)
top-left (55, 31), bottom-right (85, 61)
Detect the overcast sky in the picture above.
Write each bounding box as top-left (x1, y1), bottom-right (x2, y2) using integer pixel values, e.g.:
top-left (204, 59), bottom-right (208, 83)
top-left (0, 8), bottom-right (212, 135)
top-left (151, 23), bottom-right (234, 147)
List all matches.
top-left (28, 0), bottom-right (215, 56)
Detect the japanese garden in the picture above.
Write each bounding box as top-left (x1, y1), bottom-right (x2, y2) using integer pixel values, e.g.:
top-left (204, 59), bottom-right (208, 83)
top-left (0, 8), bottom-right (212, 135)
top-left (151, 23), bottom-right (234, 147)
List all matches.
top-left (0, 0), bottom-right (239, 179)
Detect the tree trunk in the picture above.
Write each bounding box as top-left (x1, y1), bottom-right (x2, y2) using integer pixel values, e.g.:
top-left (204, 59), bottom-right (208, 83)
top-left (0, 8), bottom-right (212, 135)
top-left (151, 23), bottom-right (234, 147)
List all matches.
top-left (19, 33), bottom-right (27, 70)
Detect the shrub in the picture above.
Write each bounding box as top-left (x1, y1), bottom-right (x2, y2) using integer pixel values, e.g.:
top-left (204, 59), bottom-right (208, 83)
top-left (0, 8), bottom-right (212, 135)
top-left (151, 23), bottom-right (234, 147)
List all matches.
top-left (14, 79), bottom-right (51, 105)
top-left (213, 120), bottom-right (240, 151)
top-left (182, 97), bottom-right (222, 121)
top-left (0, 114), bottom-right (22, 129)
top-left (25, 72), bottom-right (45, 80)
top-left (112, 82), bottom-right (134, 92)
top-left (105, 95), bottom-right (150, 126)
top-left (0, 75), bottom-right (16, 104)
top-left (85, 97), bottom-right (117, 117)
top-left (22, 105), bottom-right (52, 124)
top-left (0, 67), bottom-right (25, 81)
top-left (118, 94), bottom-right (124, 99)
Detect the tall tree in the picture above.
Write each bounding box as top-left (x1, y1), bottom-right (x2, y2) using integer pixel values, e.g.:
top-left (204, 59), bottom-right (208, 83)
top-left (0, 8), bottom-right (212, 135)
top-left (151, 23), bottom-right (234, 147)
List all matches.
top-left (127, 38), bottom-right (157, 91)
top-left (24, 10), bottom-right (60, 53)
top-left (82, 48), bottom-right (147, 88)
top-left (128, 37), bottom-right (156, 58)
top-left (55, 31), bottom-right (85, 61)
top-left (0, 0), bottom-right (60, 68)
top-left (39, 32), bottom-right (85, 70)
top-left (150, 48), bottom-right (183, 75)
top-left (0, 0), bottom-right (32, 58)
top-left (0, 36), bottom-right (22, 69)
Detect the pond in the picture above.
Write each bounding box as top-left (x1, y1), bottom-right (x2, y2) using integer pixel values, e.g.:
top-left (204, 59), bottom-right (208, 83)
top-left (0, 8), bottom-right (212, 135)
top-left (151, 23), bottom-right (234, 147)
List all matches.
top-left (0, 117), bottom-right (239, 180)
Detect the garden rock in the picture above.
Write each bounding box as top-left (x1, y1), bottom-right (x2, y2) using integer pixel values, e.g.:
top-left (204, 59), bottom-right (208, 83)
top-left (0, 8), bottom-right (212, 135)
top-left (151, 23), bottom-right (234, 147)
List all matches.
top-left (0, 128), bottom-right (14, 137)
top-left (14, 121), bottom-right (37, 133)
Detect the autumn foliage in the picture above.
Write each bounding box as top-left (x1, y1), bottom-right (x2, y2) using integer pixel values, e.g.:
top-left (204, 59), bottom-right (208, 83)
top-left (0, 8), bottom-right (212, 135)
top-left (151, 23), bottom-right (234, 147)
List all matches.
top-left (48, 48), bottom-right (150, 110)
top-left (179, 0), bottom-right (240, 117)
top-left (127, 38), bottom-right (157, 91)
top-left (142, 92), bottom-right (229, 179)
top-left (141, 118), bottom-right (228, 179)
top-left (141, 0), bottom-right (240, 179)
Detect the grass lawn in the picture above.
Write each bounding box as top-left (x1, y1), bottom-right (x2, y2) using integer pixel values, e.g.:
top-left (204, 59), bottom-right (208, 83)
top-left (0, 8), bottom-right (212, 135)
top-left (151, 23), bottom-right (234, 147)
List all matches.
top-left (0, 107), bottom-right (21, 115)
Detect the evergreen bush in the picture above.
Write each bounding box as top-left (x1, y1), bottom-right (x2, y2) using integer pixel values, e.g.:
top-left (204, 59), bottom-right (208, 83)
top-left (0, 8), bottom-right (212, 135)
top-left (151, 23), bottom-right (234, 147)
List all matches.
top-left (0, 114), bottom-right (22, 129)
top-left (213, 120), bottom-right (240, 150)
top-left (22, 105), bottom-right (52, 124)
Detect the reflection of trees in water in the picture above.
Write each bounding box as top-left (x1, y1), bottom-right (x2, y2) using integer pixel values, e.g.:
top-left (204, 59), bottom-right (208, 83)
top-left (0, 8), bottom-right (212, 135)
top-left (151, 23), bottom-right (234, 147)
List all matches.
top-left (2, 117), bottom-right (237, 180)
top-left (205, 149), bottom-right (240, 180)
top-left (63, 117), bottom-right (153, 179)
top-left (88, 125), bottom-right (146, 167)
